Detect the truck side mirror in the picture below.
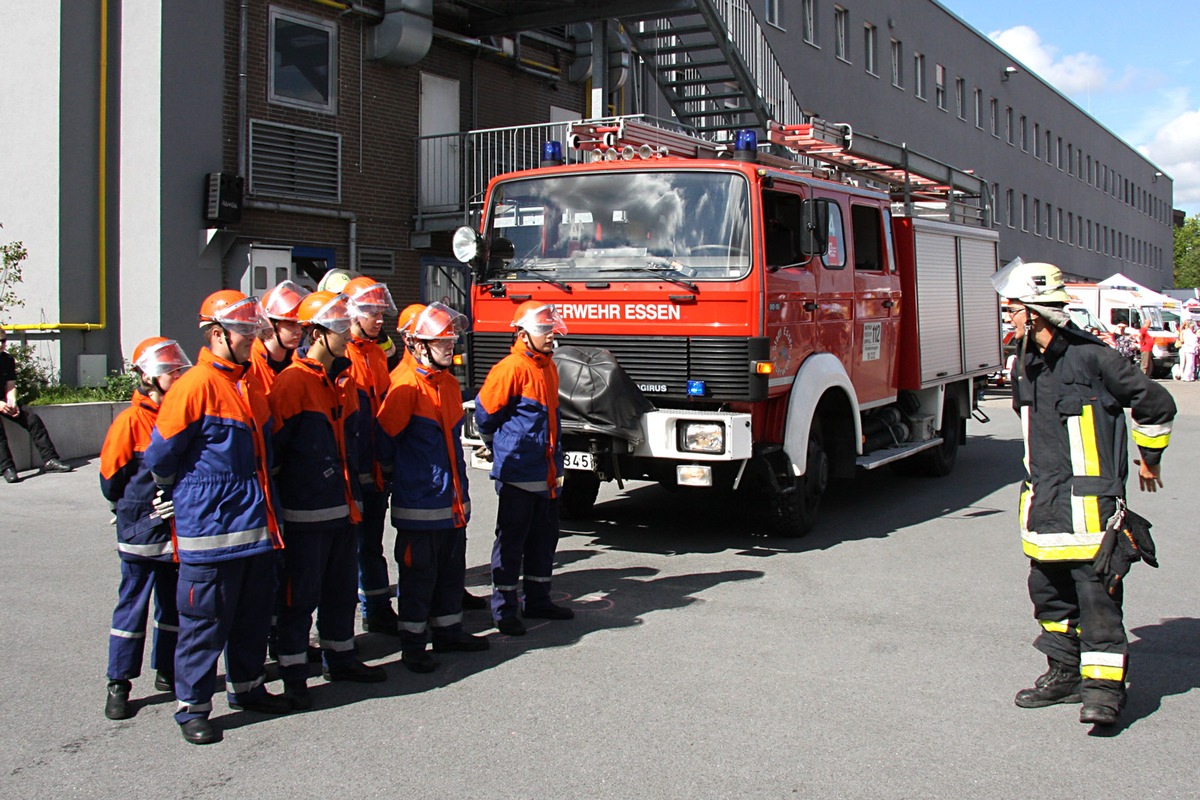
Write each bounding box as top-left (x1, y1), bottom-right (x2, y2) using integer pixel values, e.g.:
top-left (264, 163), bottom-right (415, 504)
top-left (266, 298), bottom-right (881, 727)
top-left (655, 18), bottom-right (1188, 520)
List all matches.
top-left (798, 199), bottom-right (831, 257)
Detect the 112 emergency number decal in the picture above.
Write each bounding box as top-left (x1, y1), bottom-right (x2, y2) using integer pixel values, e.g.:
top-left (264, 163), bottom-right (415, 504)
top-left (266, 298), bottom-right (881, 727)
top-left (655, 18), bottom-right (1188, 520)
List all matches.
top-left (862, 322), bottom-right (882, 361)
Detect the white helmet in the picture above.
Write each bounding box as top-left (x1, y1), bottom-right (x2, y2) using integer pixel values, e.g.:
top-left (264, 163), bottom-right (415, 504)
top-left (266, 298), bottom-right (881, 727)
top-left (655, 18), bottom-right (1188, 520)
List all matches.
top-left (992, 258), bottom-right (1073, 305)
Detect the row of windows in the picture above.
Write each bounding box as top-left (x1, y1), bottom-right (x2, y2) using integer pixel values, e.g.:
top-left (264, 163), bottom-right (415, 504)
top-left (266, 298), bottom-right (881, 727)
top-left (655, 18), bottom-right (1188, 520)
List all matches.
top-left (993, 184), bottom-right (1165, 270)
top-left (770, 1), bottom-right (1173, 230)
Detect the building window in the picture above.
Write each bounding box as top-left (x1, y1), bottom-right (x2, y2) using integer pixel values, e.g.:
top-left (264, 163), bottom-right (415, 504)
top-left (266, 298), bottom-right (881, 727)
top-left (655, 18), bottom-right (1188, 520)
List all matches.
top-left (1056, 137), bottom-right (1063, 169)
top-left (1033, 200), bottom-right (1041, 236)
top-left (935, 64), bottom-right (946, 109)
top-left (990, 98), bottom-right (999, 137)
top-left (766, 0), bottom-right (783, 29)
top-left (1045, 130), bottom-right (1052, 163)
top-left (269, 7), bottom-right (338, 114)
top-left (1021, 194), bottom-right (1029, 232)
top-left (1068, 212), bottom-right (1075, 245)
top-left (1066, 144), bottom-right (1073, 175)
top-left (1033, 123), bottom-right (1040, 157)
top-left (1020, 115), bottom-right (1027, 151)
top-left (955, 78), bottom-right (966, 120)
top-left (913, 52), bottom-right (925, 98)
top-left (802, 0), bottom-right (816, 43)
top-left (1005, 107), bottom-right (1014, 144)
top-left (834, 6), bottom-right (849, 61)
top-left (864, 23), bottom-right (877, 74)
top-left (890, 40), bottom-right (903, 87)
top-left (1005, 189), bottom-right (1014, 228)
top-left (991, 182), bottom-right (1000, 227)
top-left (974, 89), bottom-right (983, 128)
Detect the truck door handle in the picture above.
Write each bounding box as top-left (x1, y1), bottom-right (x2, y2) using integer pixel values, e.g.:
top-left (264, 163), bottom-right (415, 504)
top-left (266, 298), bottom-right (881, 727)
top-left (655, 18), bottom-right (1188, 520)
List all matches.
top-left (803, 302), bottom-right (819, 311)
top-left (882, 300), bottom-right (895, 308)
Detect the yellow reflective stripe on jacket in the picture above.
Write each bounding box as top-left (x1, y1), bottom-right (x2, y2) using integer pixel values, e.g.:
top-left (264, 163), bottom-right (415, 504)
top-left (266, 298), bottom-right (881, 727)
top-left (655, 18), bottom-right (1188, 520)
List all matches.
top-left (1066, 408), bottom-right (1104, 535)
top-left (1021, 530), bottom-right (1104, 561)
top-left (1081, 651), bottom-right (1125, 681)
top-left (1131, 428), bottom-right (1170, 449)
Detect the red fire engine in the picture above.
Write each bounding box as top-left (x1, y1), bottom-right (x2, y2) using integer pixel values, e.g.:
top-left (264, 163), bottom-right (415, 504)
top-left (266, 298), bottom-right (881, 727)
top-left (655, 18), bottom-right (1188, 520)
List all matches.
top-left (453, 117), bottom-right (1001, 536)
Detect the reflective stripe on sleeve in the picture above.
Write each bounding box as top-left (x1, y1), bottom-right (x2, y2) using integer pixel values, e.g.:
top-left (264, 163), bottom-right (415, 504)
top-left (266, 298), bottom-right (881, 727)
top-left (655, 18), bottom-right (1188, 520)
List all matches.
top-left (118, 541), bottom-right (175, 558)
top-left (1131, 425), bottom-right (1171, 449)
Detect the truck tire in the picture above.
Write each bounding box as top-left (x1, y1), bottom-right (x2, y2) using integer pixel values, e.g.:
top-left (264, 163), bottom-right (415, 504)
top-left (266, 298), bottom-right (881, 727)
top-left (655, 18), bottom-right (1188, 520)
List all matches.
top-left (560, 470), bottom-right (601, 519)
top-left (917, 394), bottom-right (960, 477)
top-left (777, 419), bottom-right (828, 537)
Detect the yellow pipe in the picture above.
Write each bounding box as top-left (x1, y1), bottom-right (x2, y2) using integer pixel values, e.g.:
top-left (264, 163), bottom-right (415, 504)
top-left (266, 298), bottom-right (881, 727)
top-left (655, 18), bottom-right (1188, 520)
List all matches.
top-left (12, 0), bottom-right (108, 333)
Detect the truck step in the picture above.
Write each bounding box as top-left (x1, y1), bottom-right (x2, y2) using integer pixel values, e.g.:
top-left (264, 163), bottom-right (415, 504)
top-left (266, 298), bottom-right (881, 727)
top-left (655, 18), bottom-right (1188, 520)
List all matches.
top-left (855, 438), bottom-right (944, 470)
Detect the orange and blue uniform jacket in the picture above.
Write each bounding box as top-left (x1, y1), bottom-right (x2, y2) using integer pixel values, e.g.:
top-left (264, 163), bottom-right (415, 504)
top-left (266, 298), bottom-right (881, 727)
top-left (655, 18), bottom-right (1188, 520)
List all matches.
top-left (247, 337), bottom-right (291, 394)
top-left (100, 389), bottom-right (174, 562)
top-left (474, 341), bottom-right (563, 498)
top-left (269, 355), bottom-right (363, 533)
top-left (144, 348), bottom-right (283, 564)
top-left (377, 362), bottom-right (470, 530)
top-left (346, 336), bottom-right (390, 492)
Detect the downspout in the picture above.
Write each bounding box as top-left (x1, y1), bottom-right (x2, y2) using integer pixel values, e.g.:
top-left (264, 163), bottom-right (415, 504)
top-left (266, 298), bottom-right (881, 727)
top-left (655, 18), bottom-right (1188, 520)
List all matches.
top-left (12, 0), bottom-right (108, 332)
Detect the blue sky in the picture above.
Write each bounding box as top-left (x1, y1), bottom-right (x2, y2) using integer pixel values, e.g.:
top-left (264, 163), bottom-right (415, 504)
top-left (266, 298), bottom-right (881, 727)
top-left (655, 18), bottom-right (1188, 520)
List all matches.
top-left (942, 0), bottom-right (1200, 216)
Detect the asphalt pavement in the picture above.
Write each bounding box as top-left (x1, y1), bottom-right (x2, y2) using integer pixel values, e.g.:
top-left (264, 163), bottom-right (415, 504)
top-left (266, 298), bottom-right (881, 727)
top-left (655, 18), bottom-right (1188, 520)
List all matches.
top-left (2, 381), bottom-right (1199, 798)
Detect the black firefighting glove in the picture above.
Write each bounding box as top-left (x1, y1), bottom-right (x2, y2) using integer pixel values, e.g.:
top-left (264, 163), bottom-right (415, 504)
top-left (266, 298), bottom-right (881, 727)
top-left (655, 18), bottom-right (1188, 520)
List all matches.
top-left (1093, 501), bottom-right (1158, 596)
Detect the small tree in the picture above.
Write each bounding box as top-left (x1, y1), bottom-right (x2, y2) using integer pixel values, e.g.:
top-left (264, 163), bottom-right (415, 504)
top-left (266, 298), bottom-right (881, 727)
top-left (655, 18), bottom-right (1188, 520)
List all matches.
top-left (1, 223), bottom-right (54, 401)
top-left (1174, 214), bottom-right (1200, 289)
top-left (0, 223), bottom-right (27, 321)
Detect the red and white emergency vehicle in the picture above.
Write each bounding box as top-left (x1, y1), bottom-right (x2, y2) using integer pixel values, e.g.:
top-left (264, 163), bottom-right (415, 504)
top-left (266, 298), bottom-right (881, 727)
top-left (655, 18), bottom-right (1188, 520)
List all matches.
top-left (453, 118), bottom-right (1001, 536)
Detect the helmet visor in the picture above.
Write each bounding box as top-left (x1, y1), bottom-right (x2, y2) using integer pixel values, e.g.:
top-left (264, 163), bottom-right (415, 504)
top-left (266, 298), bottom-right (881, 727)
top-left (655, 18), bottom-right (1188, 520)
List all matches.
top-left (214, 296), bottom-right (270, 336)
top-left (135, 340), bottom-right (192, 377)
top-left (310, 293), bottom-right (354, 335)
top-left (261, 280), bottom-right (309, 320)
top-left (513, 304), bottom-right (568, 336)
top-left (349, 283), bottom-right (397, 317)
top-left (412, 302), bottom-right (467, 340)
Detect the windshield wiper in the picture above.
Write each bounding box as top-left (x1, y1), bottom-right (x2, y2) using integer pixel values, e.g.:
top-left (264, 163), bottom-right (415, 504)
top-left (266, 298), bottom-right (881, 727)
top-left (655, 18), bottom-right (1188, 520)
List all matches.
top-left (510, 263), bottom-right (574, 293)
top-left (604, 260), bottom-right (699, 293)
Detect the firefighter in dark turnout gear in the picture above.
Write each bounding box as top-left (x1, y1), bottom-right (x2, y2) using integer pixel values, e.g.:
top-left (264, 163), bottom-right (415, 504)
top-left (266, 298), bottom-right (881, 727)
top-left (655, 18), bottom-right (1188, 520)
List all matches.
top-left (994, 260), bottom-right (1175, 727)
top-left (99, 338), bottom-right (191, 720)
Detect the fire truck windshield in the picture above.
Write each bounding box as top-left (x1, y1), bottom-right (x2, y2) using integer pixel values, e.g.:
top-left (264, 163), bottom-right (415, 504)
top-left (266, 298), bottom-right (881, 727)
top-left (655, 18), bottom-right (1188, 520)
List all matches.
top-left (482, 170), bottom-right (751, 282)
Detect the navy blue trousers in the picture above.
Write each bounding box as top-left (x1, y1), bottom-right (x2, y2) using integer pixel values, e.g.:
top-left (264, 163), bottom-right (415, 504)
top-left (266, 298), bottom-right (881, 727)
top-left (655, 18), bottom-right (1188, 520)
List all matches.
top-left (277, 526), bottom-right (359, 682)
top-left (395, 527), bottom-right (467, 652)
top-left (107, 558), bottom-right (179, 683)
top-left (173, 552), bottom-right (275, 723)
top-left (490, 483), bottom-right (560, 620)
top-left (357, 489), bottom-right (393, 618)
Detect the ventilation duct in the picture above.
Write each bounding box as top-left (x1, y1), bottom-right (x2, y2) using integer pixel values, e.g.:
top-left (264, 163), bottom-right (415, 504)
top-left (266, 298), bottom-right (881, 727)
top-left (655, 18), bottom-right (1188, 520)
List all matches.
top-left (368, 0), bottom-right (432, 67)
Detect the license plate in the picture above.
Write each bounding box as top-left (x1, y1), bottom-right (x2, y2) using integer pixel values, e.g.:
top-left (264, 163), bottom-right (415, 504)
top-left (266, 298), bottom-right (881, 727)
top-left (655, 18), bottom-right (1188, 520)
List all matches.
top-left (564, 451), bottom-right (596, 471)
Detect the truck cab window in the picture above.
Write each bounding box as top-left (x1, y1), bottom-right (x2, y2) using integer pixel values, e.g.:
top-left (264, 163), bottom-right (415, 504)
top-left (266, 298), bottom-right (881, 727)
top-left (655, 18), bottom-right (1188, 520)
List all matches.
top-left (762, 190), bottom-right (802, 268)
top-left (851, 204), bottom-right (885, 271)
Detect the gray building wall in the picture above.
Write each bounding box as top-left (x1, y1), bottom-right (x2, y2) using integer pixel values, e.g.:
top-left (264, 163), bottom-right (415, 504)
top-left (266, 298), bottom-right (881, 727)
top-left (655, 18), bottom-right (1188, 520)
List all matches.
top-left (753, 0), bottom-right (1173, 288)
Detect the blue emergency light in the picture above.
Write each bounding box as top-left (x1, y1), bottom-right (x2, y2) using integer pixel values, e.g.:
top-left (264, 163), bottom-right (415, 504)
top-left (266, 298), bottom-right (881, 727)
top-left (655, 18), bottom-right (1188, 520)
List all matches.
top-left (687, 380), bottom-right (707, 396)
top-left (732, 129), bottom-right (759, 162)
top-left (541, 140), bottom-right (564, 167)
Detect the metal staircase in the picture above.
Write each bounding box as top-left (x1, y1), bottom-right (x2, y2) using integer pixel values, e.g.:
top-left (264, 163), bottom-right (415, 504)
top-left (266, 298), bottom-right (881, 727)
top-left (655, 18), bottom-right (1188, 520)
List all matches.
top-left (618, 0), bottom-right (804, 140)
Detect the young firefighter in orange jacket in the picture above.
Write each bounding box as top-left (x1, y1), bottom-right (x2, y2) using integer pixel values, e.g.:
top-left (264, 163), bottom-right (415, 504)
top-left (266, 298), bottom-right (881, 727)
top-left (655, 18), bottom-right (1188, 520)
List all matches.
top-left (377, 303), bottom-right (489, 673)
top-left (99, 337), bottom-right (191, 721)
top-left (248, 280), bottom-right (309, 393)
top-left (474, 302), bottom-right (575, 637)
top-left (270, 291), bottom-right (386, 709)
top-left (144, 291), bottom-right (290, 745)
top-left (342, 277), bottom-right (400, 633)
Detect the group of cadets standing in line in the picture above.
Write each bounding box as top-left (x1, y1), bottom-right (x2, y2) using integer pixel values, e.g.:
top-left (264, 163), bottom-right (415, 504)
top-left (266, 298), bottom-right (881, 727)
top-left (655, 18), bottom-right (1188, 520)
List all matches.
top-left (98, 273), bottom-right (573, 745)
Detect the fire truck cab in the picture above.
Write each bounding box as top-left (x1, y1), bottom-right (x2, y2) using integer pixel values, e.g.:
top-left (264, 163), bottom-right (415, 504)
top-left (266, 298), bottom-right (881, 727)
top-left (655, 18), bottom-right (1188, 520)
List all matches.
top-left (455, 118), bottom-right (1001, 537)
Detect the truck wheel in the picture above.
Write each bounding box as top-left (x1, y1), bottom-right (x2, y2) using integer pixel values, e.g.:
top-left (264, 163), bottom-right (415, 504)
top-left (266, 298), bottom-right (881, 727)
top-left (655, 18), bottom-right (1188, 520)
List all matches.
top-left (560, 470), bottom-right (601, 519)
top-left (777, 420), bottom-right (827, 537)
top-left (918, 395), bottom-right (960, 477)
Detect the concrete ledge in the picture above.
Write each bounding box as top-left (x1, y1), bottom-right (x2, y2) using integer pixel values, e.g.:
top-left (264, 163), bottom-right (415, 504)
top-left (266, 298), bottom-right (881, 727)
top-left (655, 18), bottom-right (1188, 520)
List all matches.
top-left (2, 402), bottom-right (122, 472)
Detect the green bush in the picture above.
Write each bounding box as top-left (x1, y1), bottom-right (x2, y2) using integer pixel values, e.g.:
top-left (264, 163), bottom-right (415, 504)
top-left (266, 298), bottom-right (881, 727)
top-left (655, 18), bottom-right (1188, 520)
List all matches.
top-left (25, 366), bottom-right (139, 406)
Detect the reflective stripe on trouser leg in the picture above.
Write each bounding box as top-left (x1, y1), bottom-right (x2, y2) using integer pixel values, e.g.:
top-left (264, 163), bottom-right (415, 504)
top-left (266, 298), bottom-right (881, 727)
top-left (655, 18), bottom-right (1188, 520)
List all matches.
top-left (357, 489), bottom-right (392, 618)
top-left (174, 559), bottom-right (250, 724)
top-left (108, 559), bottom-right (154, 681)
top-left (492, 484), bottom-right (536, 620)
top-left (1076, 561), bottom-right (1127, 706)
top-left (397, 528), bottom-right (466, 650)
top-left (430, 528), bottom-right (468, 644)
top-left (317, 527), bottom-right (361, 668)
top-left (224, 552), bottom-right (276, 705)
top-left (1027, 560), bottom-right (1083, 668)
top-left (522, 492), bottom-right (561, 612)
top-left (276, 528), bottom-right (324, 682)
top-left (149, 562), bottom-right (179, 678)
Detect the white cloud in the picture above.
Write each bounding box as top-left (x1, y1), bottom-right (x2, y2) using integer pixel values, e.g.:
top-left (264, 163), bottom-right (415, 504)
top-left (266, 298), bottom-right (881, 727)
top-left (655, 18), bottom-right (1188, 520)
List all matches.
top-left (989, 26), bottom-right (1109, 96)
top-left (1138, 107), bottom-right (1200, 212)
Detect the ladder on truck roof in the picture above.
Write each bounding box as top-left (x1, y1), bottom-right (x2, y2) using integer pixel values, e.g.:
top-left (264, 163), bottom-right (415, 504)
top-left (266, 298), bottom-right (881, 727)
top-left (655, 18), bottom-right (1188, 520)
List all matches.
top-left (567, 116), bottom-right (992, 226)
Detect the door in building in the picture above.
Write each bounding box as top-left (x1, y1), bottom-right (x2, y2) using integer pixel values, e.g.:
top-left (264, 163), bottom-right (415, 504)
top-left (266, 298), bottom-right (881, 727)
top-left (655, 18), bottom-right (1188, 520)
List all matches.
top-left (419, 73), bottom-right (461, 211)
top-left (421, 258), bottom-right (471, 317)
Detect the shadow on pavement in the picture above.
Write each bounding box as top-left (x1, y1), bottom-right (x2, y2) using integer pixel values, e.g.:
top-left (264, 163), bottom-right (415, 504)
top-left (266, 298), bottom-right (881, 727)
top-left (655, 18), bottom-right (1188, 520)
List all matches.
top-left (1091, 616), bottom-right (1200, 735)
top-left (214, 556), bottom-right (762, 731)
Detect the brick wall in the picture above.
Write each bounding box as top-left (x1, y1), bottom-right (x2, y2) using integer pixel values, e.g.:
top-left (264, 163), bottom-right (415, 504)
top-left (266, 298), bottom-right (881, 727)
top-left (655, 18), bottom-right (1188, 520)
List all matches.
top-left (220, 0), bottom-right (584, 311)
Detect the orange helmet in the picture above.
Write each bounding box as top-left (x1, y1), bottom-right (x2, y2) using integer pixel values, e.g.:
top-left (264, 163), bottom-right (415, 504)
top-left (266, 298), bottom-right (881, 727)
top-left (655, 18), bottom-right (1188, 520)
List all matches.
top-left (297, 291), bottom-right (353, 334)
top-left (511, 301), bottom-right (567, 336)
top-left (260, 280), bottom-right (310, 321)
top-left (344, 277), bottom-right (397, 317)
top-left (198, 290), bottom-right (268, 335)
top-left (132, 337), bottom-right (191, 377)
top-left (411, 302), bottom-right (467, 340)
top-left (397, 303), bottom-right (427, 334)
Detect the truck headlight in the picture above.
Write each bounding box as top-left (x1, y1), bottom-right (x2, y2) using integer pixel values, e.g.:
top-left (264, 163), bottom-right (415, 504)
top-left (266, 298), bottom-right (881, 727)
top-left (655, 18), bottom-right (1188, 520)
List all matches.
top-left (678, 421), bottom-right (725, 454)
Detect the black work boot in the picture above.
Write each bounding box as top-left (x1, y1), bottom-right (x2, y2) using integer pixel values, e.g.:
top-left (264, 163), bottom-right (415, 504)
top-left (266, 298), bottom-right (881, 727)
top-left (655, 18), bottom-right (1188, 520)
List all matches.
top-left (105, 680), bottom-right (132, 720)
top-left (1014, 659), bottom-right (1082, 708)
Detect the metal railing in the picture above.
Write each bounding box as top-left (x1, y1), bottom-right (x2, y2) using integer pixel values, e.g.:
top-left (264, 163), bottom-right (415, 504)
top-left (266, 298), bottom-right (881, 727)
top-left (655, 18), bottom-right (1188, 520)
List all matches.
top-left (710, 0), bottom-right (804, 127)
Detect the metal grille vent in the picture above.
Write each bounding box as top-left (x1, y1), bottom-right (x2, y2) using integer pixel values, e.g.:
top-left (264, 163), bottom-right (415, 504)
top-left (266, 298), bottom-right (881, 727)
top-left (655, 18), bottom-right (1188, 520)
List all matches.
top-left (357, 247), bottom-right (395, 275)
top-left (249, 120), bottom-right (341, 203)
